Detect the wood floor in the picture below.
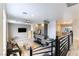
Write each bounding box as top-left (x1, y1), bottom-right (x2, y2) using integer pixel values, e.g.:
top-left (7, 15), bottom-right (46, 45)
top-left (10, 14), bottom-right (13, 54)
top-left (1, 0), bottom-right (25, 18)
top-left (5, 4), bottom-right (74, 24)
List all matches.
top-left (67, 40), bottom-right (79, 56)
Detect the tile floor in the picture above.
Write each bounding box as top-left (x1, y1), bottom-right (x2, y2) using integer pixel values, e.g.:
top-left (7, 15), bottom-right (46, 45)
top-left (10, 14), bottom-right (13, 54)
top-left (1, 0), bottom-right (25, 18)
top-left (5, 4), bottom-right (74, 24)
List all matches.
top-left (20, 39), bottom-right (79, 56)
top-left (9, 39), bottom-right (79, 56)
top-left (20, 42), bottom-right (41, 56)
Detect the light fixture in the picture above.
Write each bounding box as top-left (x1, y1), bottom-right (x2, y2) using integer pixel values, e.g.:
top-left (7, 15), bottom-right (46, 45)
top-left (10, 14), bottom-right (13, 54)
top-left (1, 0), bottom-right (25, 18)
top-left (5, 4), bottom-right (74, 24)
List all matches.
top-left (23, 11), bottom-right (27, 14)
top-left (25, 19), bottom-right (30, 23)
top-left (41, 23), bottom-right (44, 27)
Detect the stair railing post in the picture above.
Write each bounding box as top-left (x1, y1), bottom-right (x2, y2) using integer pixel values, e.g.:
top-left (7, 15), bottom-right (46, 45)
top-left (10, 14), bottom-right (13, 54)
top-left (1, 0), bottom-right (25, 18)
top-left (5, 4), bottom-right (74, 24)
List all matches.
top-left (30, 47), bottom-right (32, 56)
top-left (68, 35), bottom-right (70, 50)
top-left (51, 41), bottom-right (53, 56)
top-left (70, 31), bottom-right (73, 45)
top-left (55, 36), bottom-right (60, 56)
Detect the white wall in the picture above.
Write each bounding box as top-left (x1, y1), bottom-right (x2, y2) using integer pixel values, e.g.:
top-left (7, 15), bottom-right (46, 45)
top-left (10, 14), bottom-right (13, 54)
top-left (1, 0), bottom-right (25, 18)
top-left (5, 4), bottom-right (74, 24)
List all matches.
top-left (48, 20), bottom-right (56, 39)
top-left (72, 4), bottom-right (79, 40)
top-left (73, 10), bottom-right (79, 40)
top-left (0, 3), bottom-right (3, 55)
top-left (62, 4), bottom-right (79, 40)
top-left (8, 23), bottom-right (31, 40)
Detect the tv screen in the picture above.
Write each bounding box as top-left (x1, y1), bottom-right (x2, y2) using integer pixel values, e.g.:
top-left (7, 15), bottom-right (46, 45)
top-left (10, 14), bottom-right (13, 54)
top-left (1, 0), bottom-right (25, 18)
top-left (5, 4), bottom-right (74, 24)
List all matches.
top-left (18, 28), bottom-right (26, 32)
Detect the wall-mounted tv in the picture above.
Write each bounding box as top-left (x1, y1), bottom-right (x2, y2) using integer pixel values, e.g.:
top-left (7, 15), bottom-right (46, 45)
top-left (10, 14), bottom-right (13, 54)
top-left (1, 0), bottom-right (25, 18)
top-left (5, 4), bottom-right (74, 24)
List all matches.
top-left (18, 28), bottom-right (27, 32)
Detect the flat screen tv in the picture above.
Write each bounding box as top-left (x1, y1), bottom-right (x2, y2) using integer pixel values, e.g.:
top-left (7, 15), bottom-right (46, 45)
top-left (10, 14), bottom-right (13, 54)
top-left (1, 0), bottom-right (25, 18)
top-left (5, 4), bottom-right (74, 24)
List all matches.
top-left (18, 28), bottom-right (26, 32)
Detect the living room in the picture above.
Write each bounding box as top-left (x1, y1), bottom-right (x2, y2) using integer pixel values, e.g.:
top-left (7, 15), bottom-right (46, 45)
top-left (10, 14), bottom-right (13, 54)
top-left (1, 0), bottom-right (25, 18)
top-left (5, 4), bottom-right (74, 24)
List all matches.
top-left (4, 3), bottom-right (79, 56)
top-left (6, 3), bottom-right (58, 56)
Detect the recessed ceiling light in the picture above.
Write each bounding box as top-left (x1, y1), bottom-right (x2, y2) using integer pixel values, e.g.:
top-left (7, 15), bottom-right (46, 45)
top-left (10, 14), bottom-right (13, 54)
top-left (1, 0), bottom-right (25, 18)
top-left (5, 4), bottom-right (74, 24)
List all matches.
top-left (25, 19), bottom-right (31, 23)
top-left (23, 12), bottom-right (27, 14)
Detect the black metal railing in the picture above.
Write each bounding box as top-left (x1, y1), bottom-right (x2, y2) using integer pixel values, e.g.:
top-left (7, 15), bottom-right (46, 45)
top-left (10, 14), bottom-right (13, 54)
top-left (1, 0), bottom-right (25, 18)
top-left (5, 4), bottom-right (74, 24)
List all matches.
top-left (55, 31), bottom-right (73, 56)
top-left (30, 31), bottom-right (73, 56)
top-left (30, 41), bottom-right (55, 56)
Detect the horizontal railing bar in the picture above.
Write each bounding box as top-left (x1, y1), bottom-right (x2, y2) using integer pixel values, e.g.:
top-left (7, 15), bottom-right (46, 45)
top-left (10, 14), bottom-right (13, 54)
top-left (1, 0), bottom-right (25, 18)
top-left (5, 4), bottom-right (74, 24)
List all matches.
top-left (33, 45), bottom-right (42, 50)
top-left (60, 43), bottom-right (68, 51)
top-left (60, 36), bottom-right (68, 43)
top-left (59, 33), bottom-right (71, 40)
top-left (60, 45), bottom-right (68, 53)
top-left (60, 48), bottom-right (68, 56)
top-left (33, 46), bottom-right (52, 52)
top-left (60, 44), bottom-right (68, 53)
top-left (44, 40), bottom-right (55, 45)
top-left (33, 51), bottom-right (51, 55)
top-left (60, 40), bottom-right (68, 48)
top-left (60, 47), bottom-right (68, 55)
top-left (60, 40), bottom-right (68, 47)
top-left (60, 39), bottom-right (68, 46)
top-left (60, 42), bottom-right (68, 50)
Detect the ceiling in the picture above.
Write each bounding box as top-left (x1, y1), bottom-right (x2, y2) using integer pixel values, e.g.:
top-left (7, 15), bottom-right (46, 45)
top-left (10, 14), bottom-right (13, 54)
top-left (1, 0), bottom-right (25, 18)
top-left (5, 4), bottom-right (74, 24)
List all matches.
top-left (6, 3), bottom-right (67, 23)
